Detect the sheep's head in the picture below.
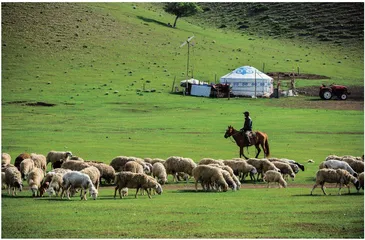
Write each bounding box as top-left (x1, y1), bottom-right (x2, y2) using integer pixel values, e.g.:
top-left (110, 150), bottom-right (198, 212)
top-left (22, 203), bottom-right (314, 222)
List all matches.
top-left (155, 183), bottom-right (163, 195)
top-left (39, 182), bottom-right (49, 197)
top-left (46, 187), bottom-right (56, 196)
top-left (290, 173), bottom-right (296, 181)
top-left (90, 187), bottom-right (98, 200)
top-left (250, 167), bottom-right (257, 174)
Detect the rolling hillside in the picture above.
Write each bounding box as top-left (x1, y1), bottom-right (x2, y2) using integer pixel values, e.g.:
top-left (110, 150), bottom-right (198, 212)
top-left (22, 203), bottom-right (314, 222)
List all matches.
top-left (191, 2), bottom-right (364, 48)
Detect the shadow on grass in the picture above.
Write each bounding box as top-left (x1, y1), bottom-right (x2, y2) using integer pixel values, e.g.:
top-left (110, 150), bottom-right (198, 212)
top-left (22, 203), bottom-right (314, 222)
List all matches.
top-left (293, 192), bottom-right (363, 197)
top-left (137, 16), bottom-right (170, 27)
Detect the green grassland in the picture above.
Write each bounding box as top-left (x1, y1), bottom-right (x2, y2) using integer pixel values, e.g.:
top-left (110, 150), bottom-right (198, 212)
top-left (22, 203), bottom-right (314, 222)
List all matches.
top-left (1, 2), bottom-right (364, 239)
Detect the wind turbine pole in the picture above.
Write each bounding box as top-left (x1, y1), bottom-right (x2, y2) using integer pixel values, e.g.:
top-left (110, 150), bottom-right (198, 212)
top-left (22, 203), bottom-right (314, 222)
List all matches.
top-left (186, 41), bottom-right (190, 94)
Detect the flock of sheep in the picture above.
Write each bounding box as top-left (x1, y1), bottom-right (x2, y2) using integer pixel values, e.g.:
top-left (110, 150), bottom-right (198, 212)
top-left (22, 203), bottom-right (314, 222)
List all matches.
top-left (1, 151), bottom-right (364, 200)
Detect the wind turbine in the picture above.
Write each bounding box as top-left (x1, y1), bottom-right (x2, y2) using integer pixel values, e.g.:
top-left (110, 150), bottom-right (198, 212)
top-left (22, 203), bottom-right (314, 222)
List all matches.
top-left (180, 35), bottom-right (195, 94)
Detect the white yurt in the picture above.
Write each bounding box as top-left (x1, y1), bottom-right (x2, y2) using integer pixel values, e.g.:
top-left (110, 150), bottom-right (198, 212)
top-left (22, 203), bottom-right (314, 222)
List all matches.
top-left (220, 66), bottom-right (274, 97)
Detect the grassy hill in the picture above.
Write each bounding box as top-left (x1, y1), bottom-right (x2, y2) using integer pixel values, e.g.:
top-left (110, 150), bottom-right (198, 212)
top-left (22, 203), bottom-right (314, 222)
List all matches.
top-left (191, 2), bottom-right (364, 48)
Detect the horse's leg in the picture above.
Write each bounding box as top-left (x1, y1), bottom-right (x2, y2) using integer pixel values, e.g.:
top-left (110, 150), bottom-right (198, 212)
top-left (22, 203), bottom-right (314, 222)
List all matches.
top-left (255, 144), bottom-right (261, 158)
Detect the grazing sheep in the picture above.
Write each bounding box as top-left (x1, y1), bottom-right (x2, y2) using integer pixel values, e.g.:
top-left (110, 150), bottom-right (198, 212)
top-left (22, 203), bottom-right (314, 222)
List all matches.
top-left (325, 154), bottom-right (363, 161)
top-left (80, 166), bottom-right (101, 190)
top-left (198, 158), bottom-right (224, 166)
top-left (113, 172), bottom-right (163, 199)
top-left (30, 153), bottom-right (47, 174)
top-left (164, 156), bottom-right (197, 183)
top-left (40, 168), bottom-right (72, 197)
top-left (2, 153), bottom-right (11, 167)
top-left (110, 156), bottom-right (142, 172)
top-left (208, 163), bottom-right (241, 189)
top-left (246, 158), bottom-right (280, 180)
top-left (271, 161), bottom-right (295, 181)
top-left (85, 161), bottom-right (115, 184)
top-left (14, 152), bottom-right (30, 171)
top-left (311, 169), bottom-right (360, 195)
top-left (60, 171), bottom-right (98, 200)
top-left (358, 172), bottom-right (364, 192)
top-left (45, 173), bottom-right (64, 197)
top-left (61, 160), bottom-right (90, 171)
top-left (340, 158), bottom-right (364, 174)
top-left (319, 160), bottom-right (358, 177)
top-left (221, 169), bottom-right (237, 191)
top-left (268, 158), bottom-right (300, 173)
top-left (223, 159), bottom-right (257, 182)
top-left (4, 166), bottom-right (23, 196)
top-left (27, 168), bottom-right (44, 197)
top-left (263, 170), bottom-right (287, 188)
top-left (192, 165), bottom-right (228, 192)
top-left (46, 151), bottom-right (72, 169)
top-left (123, 161), bottom-right (144, 174)
top-left (20, 158), bottom-right (35, 180)
top-left (152, 162), bottom-right (168, 185)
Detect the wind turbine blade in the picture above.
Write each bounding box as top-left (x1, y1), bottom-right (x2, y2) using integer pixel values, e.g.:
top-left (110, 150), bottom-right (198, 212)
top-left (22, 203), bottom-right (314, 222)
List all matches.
top-left (179, 41), bottom-right (187, 48)
top-left (187, 35), bottom-right (195, 42)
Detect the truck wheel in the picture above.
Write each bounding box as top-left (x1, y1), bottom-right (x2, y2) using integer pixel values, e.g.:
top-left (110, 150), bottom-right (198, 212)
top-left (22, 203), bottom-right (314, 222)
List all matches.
top-left (322, 90), bottom-right (332, 100)
top-left (339, 93), bottom-right (347, 100)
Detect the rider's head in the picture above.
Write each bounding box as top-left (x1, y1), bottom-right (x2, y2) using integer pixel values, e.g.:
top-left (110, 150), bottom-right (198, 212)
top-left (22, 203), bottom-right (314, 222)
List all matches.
top-left (243, 111), bottom-right (250, 117)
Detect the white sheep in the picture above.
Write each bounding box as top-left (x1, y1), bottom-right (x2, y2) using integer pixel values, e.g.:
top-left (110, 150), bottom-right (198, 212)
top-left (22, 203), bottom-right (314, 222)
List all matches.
top-left (113, 172), bottom-right (163, 199)
top-left (60, 171), bottom-right (98, 200)
top-left (27, 167), bottom-right (45, 197)
top-left (4, 166), bottom-right (23, 196)
top-left (46, 151), bottom-right (72, 169)
top-left (61, 160), bottom-right (90, 171)
top-left (271, 161), bottom-right (295, 181)
top-left (192, 165), bottom-right (228, 192)
top-left (164, 156), bottom-right (197, 183)
top-left (221, 169), bottom-right (237, 191)
top-left (319, 160), bottom-right (358, 177)
top-left (2, 153), bottom-right (11, 167)
top-left (123, 161), bottom-right (144, 174)
top-left (263, 170), bottom-right (287, 188)
top-left (310, 168), bottom-right (360, 195)
top-left (152, 162), bottom-right (168, 185)
top-left (30, 153), bottom-right (47, 175)
top-left (20, 158), bottom-right (35, 180)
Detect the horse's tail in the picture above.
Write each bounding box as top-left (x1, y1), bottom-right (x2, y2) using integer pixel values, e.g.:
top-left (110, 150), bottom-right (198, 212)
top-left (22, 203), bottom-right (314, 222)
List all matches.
top-left (264, 137), bottom-right (270, 158)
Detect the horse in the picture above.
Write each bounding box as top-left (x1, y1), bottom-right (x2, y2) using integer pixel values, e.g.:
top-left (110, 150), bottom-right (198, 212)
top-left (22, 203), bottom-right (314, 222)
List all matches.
top-left (224, 125), bottom-right (270, 159)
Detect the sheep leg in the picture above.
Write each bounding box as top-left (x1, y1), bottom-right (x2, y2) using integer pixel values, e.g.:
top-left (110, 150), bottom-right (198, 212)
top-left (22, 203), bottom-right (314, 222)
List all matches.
top-left (113, 186), bottom-right (118, 199)
top-left (320, 184), bottom-right (327, 195)
top-left (82, 188), bottom-right (87, 200)
top-left (145, 188), bottom-right (152, 199)
top-left (135, 187), bottom-right (140, 198)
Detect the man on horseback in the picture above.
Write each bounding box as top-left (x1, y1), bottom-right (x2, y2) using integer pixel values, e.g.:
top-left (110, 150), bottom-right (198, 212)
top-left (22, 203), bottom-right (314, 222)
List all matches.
top-left (240, 111), bottom-right (252, 145)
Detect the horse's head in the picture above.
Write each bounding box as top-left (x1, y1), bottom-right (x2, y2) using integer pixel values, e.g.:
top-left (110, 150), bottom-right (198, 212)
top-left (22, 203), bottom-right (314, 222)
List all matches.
top-left (224, 126), bottom-right (234, 138)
